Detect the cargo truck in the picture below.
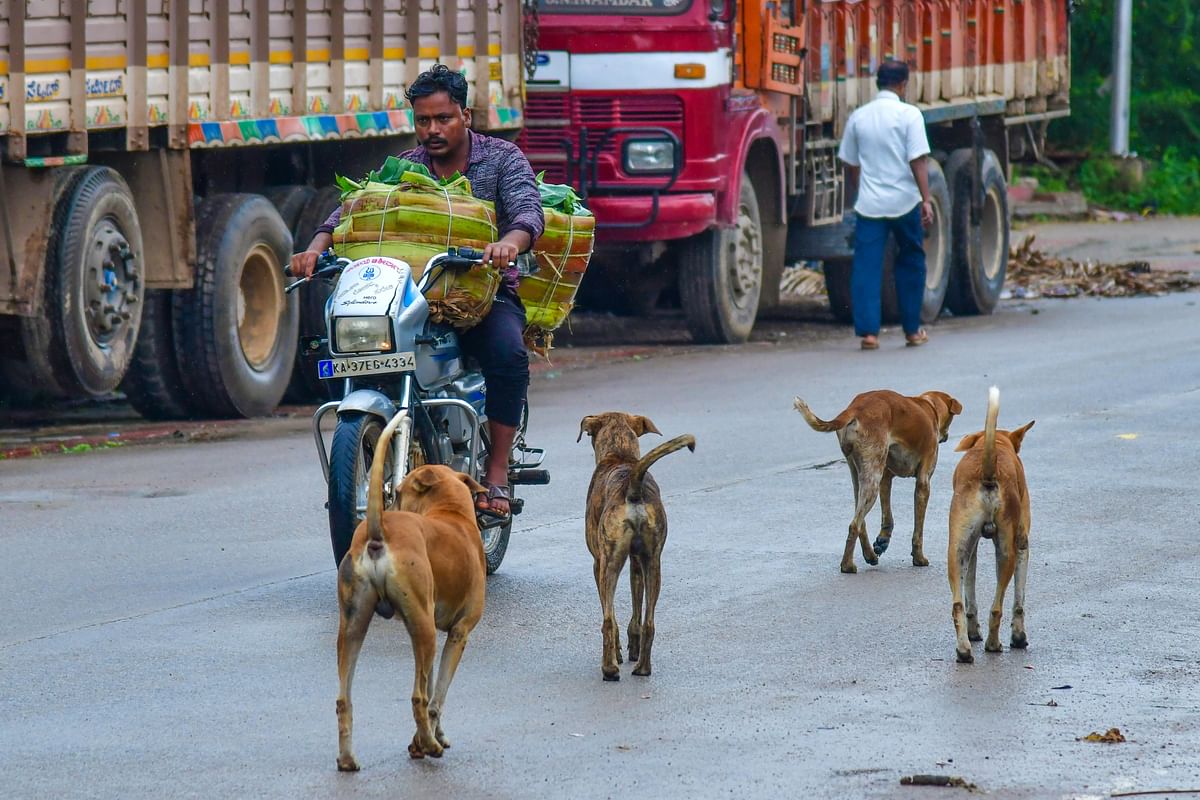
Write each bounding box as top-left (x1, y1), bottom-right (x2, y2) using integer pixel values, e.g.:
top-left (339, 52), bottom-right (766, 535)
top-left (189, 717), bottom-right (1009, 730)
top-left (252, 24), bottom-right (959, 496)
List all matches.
top-left (521, 0), bottom-right (1070, 342)
top-left (0, 0), bottom-right (527, 417)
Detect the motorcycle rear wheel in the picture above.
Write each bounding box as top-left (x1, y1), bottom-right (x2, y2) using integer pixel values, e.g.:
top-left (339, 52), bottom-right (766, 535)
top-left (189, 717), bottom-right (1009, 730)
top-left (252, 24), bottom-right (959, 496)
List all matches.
top-left (327, 409), bottom-right (437, 566)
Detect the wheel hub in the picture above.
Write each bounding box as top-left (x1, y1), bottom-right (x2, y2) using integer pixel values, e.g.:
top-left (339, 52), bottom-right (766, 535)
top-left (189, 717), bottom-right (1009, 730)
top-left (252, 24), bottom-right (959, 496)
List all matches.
top-left (981, 186), bottom-right (1005, 280)
top-left (925, 202), bottom-right (946, 291)
top-left (728, 202), bottom-right (763, 307)
top-left (84, 219), bottom-right (140, 347)
top-left (237, 243), bottom-right (284, 370)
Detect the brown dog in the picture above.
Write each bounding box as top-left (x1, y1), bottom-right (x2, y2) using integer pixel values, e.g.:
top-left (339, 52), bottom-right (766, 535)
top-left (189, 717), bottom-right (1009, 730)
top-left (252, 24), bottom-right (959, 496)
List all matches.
top-left (334, 412), bottom-right (487, 770)
top-left (578, 412), bottom-right (695, 681)
top-left (793, 390), bottom-right (962, 573)
top-left (947, 387), bottom-right (1034, 663)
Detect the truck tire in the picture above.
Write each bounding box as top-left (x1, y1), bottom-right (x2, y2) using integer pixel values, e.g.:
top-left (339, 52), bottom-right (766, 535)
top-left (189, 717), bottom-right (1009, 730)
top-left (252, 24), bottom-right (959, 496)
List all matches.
top-left (35, 167), bottom-right (145, 398)
top-left (120, 290), bottom-right (195, 419)
top-left (920, 158), bottom-right (953, 323)
top-left (285, 186), bottom-right (343, 402)
top-left (172, 194), bottom-right (299, 417)
top-left (822, 251), bottom-right (900, 326)
top-left (944, 148), bottom-right (1009, 316)
top-left (679, 172), bottom-right (762, 343)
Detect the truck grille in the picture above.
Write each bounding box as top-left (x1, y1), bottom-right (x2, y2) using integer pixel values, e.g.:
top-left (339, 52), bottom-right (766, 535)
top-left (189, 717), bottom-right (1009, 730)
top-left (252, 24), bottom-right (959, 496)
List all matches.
top-left (519, 93), bottom-right (684, 186)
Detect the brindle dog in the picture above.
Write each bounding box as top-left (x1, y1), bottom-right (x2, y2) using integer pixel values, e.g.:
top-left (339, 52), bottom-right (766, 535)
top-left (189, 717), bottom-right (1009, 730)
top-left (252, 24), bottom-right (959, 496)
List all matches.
top-left (578, 412), bottom-right (695, 681)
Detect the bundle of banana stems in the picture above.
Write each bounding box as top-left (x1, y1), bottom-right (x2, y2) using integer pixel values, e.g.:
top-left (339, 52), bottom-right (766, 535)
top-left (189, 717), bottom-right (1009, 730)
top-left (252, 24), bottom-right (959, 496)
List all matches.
top-left (1007, 235), bottom-right (1200, 299)
top-left (779, 265), bottom-right (828, 298)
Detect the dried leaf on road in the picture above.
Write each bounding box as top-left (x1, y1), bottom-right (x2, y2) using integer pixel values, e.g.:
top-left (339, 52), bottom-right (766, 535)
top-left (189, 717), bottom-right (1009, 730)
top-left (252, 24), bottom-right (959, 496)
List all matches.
top-left (780, 266), bottom-right (827, 298)
top-left (1079, 727), bottom-right (1126, 743)
top-left (1007, 236), bottom-right (1200, 299)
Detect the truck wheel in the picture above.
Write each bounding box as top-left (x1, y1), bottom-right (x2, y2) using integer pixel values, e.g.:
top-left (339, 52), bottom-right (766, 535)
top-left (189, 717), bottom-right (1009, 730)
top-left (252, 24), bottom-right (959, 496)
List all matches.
top-left (944, 149), bottom-right (1009, 315)
top-left (822, 251), bottom-right (900, 325)
top-left (172, 194), bottom-right (299, 417)
top-left (120, 290), bottom-right (194, 419)
top-left (38, 167), bottom-right (145, 397)
top-left (284, 186), bottom-right (343, 402)
top-left (679, 172), bottom-right (762, 343)
top-left (921, 159), bottom-right (954, 323)
top-left (822, 258), bottom-right (854, 324)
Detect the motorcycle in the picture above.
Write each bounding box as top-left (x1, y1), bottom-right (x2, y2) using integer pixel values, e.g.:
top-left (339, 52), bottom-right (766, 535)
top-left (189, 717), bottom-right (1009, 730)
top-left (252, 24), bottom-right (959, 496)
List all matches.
top-left (285, 247), bottom-right (549, 573)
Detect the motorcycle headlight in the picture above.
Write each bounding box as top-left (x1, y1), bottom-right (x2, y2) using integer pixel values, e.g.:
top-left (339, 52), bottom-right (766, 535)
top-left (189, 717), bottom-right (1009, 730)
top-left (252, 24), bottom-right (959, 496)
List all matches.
top-left (333, 316), bottom-right (394, 353)
top-left (623, 139), bottom-right (676, 174)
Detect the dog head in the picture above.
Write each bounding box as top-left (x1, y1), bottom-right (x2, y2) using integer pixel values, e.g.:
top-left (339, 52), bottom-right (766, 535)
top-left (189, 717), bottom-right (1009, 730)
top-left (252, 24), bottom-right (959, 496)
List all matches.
top-left (955, 420), bottom-right (1036, 454)
top-left (920, 391), bottom-right (963, 443)
top-left (399, 464), bottom-right (485, 517)
top-left (577, 412), bottom-right (661, 461)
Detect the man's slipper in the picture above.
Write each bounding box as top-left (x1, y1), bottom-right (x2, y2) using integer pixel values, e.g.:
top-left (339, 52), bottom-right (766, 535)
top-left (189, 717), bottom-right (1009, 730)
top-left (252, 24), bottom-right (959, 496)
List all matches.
top-left (475, 482), bottom-right (512, 525)
top-left (905, 330), bottom-right (929, 347)
top-left (861, 338), bottom-right (880, 350)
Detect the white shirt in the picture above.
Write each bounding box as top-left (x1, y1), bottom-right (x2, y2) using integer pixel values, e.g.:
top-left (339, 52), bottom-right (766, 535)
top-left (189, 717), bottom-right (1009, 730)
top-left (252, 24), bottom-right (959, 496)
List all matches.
top-left (837, 90), bottom-right (931, 218)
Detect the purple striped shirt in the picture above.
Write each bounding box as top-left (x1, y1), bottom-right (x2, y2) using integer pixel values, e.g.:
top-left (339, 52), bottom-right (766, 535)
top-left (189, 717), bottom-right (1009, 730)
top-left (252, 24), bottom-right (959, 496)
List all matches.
top-left (317, 129), bottom-right (545, 290)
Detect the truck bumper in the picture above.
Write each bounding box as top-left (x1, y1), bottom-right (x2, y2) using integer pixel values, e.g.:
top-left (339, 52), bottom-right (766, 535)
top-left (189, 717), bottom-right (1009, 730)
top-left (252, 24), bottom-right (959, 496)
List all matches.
top-left (587, 192), bottom-right (717, 243)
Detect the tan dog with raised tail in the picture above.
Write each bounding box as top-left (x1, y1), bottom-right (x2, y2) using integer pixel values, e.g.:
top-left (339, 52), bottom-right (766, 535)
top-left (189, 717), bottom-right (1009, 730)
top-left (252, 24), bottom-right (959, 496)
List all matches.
top-left (947, 387), bottom-right (1034, 663)
top-left (794, 390), bottom-right (962, 573)
top-left (334, 411), bottom-right (487, 770)
top-left (578, 413), bottom-right (695, 681)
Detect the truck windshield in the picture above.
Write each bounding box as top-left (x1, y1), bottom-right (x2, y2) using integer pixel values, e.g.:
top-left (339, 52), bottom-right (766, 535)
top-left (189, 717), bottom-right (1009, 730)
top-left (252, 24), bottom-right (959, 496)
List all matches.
top-left (538, 0), bottom-right (692, 14)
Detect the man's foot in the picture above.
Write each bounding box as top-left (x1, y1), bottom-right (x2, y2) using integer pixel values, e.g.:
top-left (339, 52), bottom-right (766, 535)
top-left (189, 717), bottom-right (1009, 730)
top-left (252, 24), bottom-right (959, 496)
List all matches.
top-left (905, 329), bottom-right (929, 347)
top-left (860, 335), bottom-right (880, 350)
top-left (476, 482), bottom-right (512, 522)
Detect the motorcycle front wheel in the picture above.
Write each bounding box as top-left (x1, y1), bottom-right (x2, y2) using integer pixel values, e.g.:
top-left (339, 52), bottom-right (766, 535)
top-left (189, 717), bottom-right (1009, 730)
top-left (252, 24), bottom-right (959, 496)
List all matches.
top-left (327, 410), bottom-right (437, 566)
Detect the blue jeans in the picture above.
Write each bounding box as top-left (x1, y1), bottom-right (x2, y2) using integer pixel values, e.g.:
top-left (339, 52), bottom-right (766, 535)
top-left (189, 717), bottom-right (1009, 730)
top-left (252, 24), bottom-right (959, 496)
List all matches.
top-left (852, 203), bottom-right (926, 337)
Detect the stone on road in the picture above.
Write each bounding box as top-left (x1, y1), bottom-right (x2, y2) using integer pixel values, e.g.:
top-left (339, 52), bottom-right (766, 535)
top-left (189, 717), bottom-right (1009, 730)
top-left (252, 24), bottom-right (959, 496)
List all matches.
top-left (1, 294), bottom-right (1198, 799)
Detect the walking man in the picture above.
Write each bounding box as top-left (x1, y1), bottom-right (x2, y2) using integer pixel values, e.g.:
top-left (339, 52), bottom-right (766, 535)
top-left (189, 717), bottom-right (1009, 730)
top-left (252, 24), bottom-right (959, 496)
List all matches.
top-left (837, 59), bottom-right (933, 350)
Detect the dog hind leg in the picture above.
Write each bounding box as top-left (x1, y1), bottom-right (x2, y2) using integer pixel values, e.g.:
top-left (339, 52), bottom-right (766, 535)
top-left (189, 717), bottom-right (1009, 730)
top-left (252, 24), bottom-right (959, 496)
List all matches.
top-left (627, 555), bottom-right (645, 664)
top-left (388, 567), bottom-right (442, 759)
top-left (335, 574), bottom-right (378, 771)
top-left (428, 614), bottom-right (479, 749)
top-left (985, 537), bottom-right (1017, 653)
top-left (596, 537), bottom-right (631, 681)
top-left (632, 546), bottom-right (662, 677)
top-left (873, 470), bottom-right (896, 556)
top-left (843, 457), bottom-right (882, 573)
top-left (947, 509), bottom-right (975, 663)
top-left (1010, 538), bottom-right (1029, 649)
top-left (965, 544), bottom-right (981, 642)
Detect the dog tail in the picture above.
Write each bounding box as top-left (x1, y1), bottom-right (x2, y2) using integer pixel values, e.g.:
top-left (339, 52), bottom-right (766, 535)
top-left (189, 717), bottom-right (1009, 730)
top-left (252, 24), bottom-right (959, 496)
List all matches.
top-left (793, 397), bottom-right (852, 432)
top-left (982, 386), bottom-right (1000, 490)
top-left (628, 434), bottom-right (696, 502)
top-left (366, 411), bottom-right (408, 549)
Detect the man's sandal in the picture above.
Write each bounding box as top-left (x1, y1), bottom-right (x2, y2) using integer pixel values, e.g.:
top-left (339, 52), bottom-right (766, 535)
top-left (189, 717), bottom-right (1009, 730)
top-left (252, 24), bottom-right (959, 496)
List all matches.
top-left (475, 482), bottom-right (512, 525)
top-left (905, 329), bottom-right (929, 347)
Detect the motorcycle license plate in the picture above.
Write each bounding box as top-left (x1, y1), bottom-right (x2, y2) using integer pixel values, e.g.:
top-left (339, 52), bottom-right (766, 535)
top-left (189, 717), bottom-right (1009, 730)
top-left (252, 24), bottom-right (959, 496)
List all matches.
top-left (317, 352), bottom-right (415, 379)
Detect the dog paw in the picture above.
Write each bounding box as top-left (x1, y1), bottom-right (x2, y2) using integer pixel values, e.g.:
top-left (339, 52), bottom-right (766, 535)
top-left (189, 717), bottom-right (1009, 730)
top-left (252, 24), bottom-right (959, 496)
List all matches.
top-left (632, 664), bottom-right (651, 677)
top-left (864, 555), bottom-right (879, 566)
top-left (337, 754), bottom-right (361, 772)
top-left (602, 667), bottom-right (621, 682)
top-left (1010, 632), bottom-right (1029, 649)
top-left (956, 648), bottom-right (974, 664)
top-left (409, 737), bottom-right (444, 759)
top-left (912, 554), bottom-right (929, 567)
top-left (968, 630), bottom-right (983, 643)
top-left (872, 536), bottom-right (891, 556)
top-left (985, 639), bottom-right (1003, 653)
top-left (840, 562), bottom-right (858, 574)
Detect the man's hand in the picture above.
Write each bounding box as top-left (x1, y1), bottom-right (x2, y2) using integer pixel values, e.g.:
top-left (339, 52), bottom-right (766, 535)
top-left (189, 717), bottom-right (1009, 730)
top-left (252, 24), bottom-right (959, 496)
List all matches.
top-left (920, 200), bottom-right (934, 228)
top-left (482, 230), bottom-right (530, 269)
top-left (289, 249), bottom-right (322, 279)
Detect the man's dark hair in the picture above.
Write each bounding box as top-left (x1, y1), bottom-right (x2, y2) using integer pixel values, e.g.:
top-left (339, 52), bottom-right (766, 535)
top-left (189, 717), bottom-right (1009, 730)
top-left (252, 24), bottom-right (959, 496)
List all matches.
top-left (876, 60), bottom-right (910, 90)
top-left (406, 63), bottom-right (469, 110)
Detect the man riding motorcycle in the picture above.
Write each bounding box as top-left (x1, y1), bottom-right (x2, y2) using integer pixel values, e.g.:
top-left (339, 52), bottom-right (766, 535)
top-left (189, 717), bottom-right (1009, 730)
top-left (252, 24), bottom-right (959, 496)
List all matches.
top-left (290, 64), bottom-right (545, 522)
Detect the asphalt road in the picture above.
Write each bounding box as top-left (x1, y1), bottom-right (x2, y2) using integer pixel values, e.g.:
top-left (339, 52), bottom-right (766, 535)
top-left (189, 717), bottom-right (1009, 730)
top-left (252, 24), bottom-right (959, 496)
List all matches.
top-left (2, 293), bottom-right (1199, 799)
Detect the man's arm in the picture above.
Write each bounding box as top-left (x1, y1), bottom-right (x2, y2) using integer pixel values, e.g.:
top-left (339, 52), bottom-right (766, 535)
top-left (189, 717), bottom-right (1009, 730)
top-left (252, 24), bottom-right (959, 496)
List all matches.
top-left (485, 144), bottom-right (545, 267)
top-left (909, 155), bottom-right (934, 227)
top-left (289, 207), bottom-right (340, 278)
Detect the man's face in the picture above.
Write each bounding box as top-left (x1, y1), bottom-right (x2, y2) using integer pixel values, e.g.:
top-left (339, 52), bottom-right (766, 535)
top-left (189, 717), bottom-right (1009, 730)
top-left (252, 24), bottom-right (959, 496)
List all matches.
top-left (412, 91), bottom-right (471, 157)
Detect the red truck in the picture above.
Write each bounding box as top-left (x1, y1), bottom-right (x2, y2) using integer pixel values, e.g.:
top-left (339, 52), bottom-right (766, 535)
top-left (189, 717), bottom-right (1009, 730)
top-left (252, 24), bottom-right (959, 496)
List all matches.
top-left (520, 0), bottom-right (1070, 342)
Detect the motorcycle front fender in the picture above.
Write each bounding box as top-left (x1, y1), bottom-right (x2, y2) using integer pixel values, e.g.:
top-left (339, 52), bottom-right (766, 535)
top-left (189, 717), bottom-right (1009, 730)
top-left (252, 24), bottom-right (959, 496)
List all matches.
top-left (336, 389), bottom-right (396, 423)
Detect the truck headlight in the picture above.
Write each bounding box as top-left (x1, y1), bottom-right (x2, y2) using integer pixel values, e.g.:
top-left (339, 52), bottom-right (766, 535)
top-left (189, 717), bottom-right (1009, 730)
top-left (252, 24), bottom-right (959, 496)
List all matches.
top-left (623, 139), bottom-right (675, 174)
top-left (333, 317), bottom-right (394, 353)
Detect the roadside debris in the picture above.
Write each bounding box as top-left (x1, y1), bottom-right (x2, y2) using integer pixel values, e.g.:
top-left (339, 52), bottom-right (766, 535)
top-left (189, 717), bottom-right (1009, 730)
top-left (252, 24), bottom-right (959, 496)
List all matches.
top-left (900, 774), bottom-right (981, 791)
top-left (1111, 790), bottom-right (1200, 798)
top-left (780, 265), bottom-right (827, 298)
top-left (1006, 236), bottom-right (1200, 299)
top-left (1079, 727), bottom-right (1126, 743)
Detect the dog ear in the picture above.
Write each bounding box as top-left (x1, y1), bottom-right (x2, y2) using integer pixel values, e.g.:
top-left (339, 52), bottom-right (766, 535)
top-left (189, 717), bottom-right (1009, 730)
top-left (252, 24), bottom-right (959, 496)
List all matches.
top-left (1008, 420), bottom-right (1035, 453)
top-left (955, 432), bottom-right (983, 452)
top-left (633, 415), bottom-right (662, 437)
top-left (577, 415), bottom-right (599, 443)
top-left (457, 472), bottom-right (486, 495)
top-left (948, 396), bottom-right (963, 415)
